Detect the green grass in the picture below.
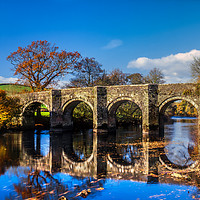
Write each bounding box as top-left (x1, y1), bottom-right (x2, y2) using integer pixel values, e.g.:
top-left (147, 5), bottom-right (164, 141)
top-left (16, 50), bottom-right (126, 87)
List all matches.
top-left (35, 112), bottom-right (50, 117)
top-left (41, 112), bottom-right (50, 117)
top-left (0, 84), bottom-right (31, 94)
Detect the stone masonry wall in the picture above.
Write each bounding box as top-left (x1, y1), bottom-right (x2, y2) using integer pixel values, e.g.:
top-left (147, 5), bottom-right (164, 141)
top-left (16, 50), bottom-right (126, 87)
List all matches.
top-left (14, 83), bottom-right (200, 132)
top-left (158, 83), bottom-right (200, 110)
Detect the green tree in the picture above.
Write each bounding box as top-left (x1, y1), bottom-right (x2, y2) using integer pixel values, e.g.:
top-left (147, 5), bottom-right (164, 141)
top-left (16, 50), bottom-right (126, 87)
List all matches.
top-left (68, 57), bottom-right (103, 87)
top-left (116, 102), bottom-right (142, 125)
top-left (107, 69), bottom-right (128, 85)
top-left (73, 102), bottom-right (93, 126)
top-left (94, 69), bottom-right (129, 86)
top-left (144, 67), bottom-right (165, 84)
top-left (7, 40), bottom-right (81, 91)
top-left (94, 71), bottom-right (112, 86)
top-left (127, 73), bottom-right (144, 84)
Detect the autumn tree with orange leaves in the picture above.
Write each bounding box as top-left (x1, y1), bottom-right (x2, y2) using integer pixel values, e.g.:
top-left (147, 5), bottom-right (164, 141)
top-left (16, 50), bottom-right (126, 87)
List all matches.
top-left (7, 40), bottom-right (81, 91)
top-left (0, 90), bottom-right (21, 130)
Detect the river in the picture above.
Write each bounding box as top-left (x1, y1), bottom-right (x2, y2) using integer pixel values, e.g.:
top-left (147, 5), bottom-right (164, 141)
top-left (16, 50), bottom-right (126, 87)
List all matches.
top-left (0, 117), bottom-right (199, 199)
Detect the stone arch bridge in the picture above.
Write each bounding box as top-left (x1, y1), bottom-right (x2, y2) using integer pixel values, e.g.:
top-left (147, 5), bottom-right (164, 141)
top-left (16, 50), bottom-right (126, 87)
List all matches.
top-left (14, 83), bottom-right (200, 132)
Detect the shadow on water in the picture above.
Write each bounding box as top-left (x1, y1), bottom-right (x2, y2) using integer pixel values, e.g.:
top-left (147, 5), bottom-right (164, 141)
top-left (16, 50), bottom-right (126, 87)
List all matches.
top-left (1, 117), bottom-right (200, 199)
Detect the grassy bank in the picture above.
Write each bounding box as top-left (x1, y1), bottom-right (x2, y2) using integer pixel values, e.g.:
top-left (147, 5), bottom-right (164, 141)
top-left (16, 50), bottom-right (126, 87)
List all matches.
top-left (0, 84), bottom-right (31, 95)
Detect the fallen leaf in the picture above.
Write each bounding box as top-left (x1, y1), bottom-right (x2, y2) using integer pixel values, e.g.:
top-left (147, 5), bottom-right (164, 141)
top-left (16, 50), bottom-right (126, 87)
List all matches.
top-left (171, 173), bottom-right (182, 178)
top-left (59, 191), bottom-right (70, 196)
top-left (96, 187), bottom-right (104, 191)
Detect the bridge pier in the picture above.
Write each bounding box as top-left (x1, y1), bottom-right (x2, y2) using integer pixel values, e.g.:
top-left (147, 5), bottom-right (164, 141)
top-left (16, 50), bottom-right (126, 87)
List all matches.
top-left (93, 87), bottom-right (108, 129)
top-left (143, 84), bottom-right (159, 133)
top-left (50, 90), bottom-right (64, 129)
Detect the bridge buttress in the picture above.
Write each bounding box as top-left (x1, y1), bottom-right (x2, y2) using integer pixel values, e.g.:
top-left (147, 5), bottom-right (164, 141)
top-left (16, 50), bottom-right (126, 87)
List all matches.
top-left (50, 90), bottom-right (63, 128)
top-left (93, 86), bottom-right (108, 129)
top-left (146, 84), bottom-right (159, 132)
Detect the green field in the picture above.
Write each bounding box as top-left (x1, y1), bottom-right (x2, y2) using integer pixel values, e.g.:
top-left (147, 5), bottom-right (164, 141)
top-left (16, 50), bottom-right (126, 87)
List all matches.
top-left (0, 84), bottom-right (31, 94)
top-left (35, 111), bottom-right (50, 117)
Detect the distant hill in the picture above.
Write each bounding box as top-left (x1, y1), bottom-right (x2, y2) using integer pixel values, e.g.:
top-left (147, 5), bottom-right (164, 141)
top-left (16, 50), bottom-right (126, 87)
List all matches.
top-left (0, 83), bottom-right (31, 95)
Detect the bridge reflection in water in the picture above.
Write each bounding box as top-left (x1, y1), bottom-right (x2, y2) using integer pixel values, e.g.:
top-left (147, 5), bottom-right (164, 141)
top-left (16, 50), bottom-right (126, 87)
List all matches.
top-left (2, 119), bottom-right (198, 187)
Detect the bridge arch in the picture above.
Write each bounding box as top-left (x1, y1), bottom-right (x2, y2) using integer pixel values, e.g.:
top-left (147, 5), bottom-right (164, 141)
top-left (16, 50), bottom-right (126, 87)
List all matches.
top-left (107, 154), bottom-right (147, 174)
top-left (62, 99), bottom-right (93, 129)
top-left (159, 96), bottom-right (199, 171)
top-left (159, 153), bottom-right (199, 171)
top-left (159, 96), bottom-right (199, 114)
top-left (62, 151), bottom-right (94, 164)
top-left (61, 151), bottom-right (95, 177)
top-left (21, 151), bottom-right (52, 171)
top-left (62, 99), bottom-right (93, 112)
top-left (22, 100), bottom-right (50, 115)
top-left (107, 97), bottom-right (142, 128)
top-left (21, 100), bottom-right (50, 129)
top-left (159, 96), bottom-right (199, 135)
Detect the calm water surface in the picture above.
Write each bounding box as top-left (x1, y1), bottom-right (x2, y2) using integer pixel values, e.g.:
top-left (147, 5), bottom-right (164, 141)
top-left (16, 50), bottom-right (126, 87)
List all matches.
top-left (0, 117), bottom-right (200, 200)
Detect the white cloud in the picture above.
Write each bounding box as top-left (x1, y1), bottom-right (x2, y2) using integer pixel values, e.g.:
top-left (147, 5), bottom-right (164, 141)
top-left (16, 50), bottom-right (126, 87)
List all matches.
top-left (56, 80), bottom-right (70, 89)
top-left (103, 39), bottom-right (123, 49)
top-left (0, 76), bottom-right (17, 83)
top-left (127, 49), bottom-right (200, 83)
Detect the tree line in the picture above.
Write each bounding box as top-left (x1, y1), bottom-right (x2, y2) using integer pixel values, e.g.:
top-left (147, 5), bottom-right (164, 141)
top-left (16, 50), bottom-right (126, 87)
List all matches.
top-left (65, 67), bottom-right (165, 88)
top-left (7, 40), bottom-right (165, 91)
top-left (6, 40), bottom-right (200, 90)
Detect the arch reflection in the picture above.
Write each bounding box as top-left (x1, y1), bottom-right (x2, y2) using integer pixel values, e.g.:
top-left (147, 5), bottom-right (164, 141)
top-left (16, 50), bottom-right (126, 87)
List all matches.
top-left (159, 117), bottom-right (198, 169)
top-left (62, 129), bottom-right (93, 162)
top-left (108, 126), bottom-right (143, 166)
top-left (22, 130), bottom-right (50, 158)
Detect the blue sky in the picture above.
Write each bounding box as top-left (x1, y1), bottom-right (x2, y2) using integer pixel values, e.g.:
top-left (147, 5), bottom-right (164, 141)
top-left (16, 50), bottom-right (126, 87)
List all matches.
top-left (1, 0), bottom-right (200, 85)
